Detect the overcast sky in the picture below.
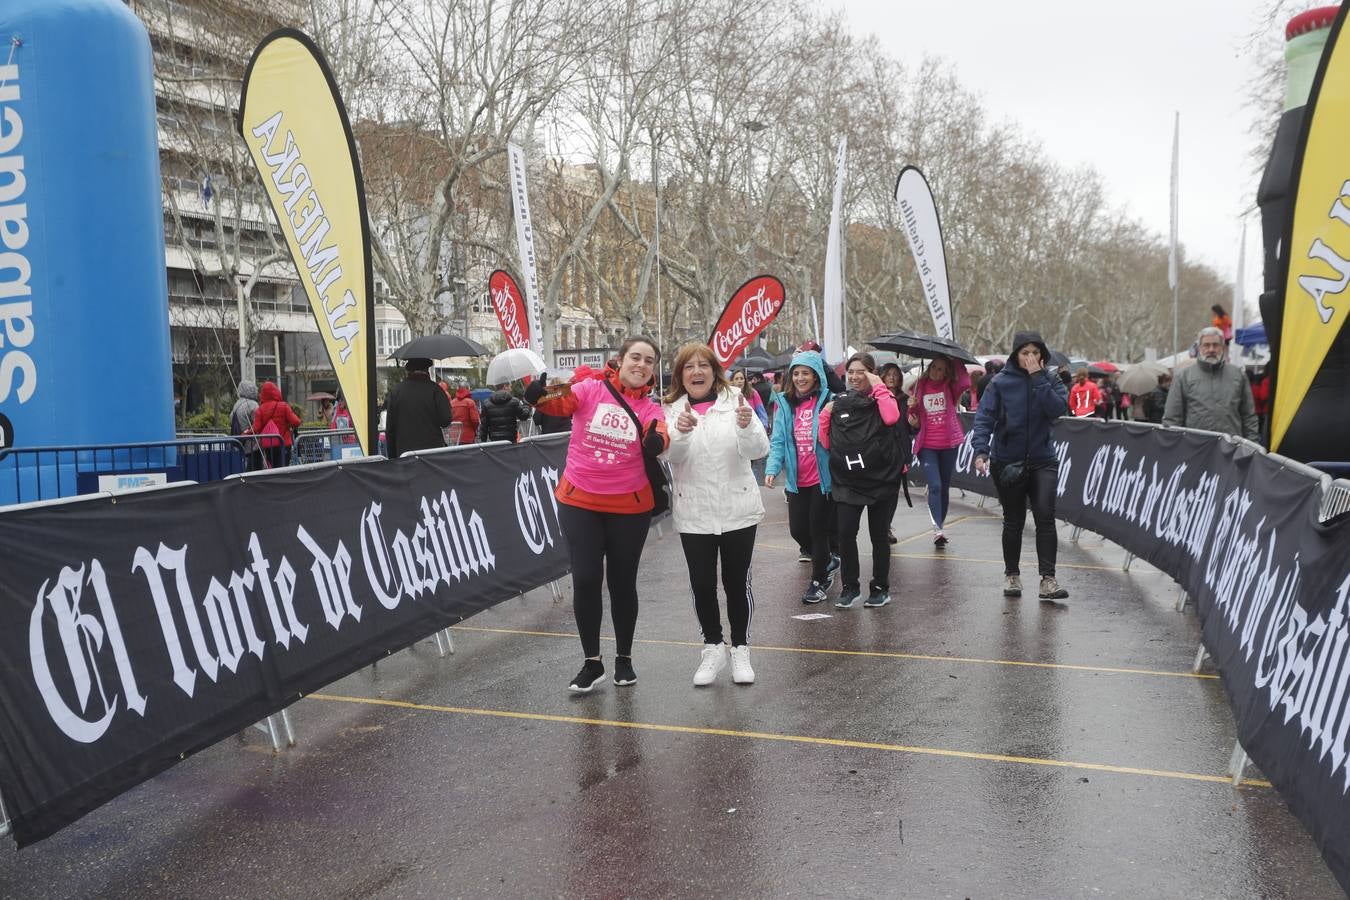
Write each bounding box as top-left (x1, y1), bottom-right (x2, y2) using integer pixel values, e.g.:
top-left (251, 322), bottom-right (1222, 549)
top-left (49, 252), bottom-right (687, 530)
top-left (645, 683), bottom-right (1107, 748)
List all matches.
top-left (837, 0), bottom-right (1286, 320)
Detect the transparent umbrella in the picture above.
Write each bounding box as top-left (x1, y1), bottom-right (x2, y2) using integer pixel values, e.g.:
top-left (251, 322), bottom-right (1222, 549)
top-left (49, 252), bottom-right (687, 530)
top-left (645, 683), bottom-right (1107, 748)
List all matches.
top-left (486, 347), bottom-right (547, 385)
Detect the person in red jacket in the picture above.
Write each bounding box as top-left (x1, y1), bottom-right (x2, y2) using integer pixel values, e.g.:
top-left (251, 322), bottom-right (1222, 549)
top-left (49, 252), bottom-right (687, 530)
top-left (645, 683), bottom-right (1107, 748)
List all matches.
top-left (1250, 368), bottom-right (1271, 445)
top-left (250, 380), bottom-right (301, 468)
top-left (1068, 369), bottom-right (1101, 418)
top-left (450, 385), bottom-right (479, 444)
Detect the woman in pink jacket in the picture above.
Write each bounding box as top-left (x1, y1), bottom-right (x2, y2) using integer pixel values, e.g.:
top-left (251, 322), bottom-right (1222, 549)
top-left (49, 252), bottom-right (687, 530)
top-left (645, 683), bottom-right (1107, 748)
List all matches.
top-left (523, 337), bottom-right (669, 693)
top-left (907, 355), bottom-right (971, 546)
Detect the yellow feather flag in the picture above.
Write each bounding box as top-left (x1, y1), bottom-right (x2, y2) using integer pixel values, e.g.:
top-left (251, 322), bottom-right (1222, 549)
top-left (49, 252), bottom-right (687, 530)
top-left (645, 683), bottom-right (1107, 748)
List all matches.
top-left (238, 30), bottom-right (374, 456)
top-left (1274, 6), bottom-right (1350, 453)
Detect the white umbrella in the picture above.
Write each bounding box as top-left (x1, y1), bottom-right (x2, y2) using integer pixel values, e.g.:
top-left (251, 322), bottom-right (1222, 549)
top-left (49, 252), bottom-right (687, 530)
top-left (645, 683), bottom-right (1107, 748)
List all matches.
top-left (486, 347), bottom-right (547, 385)
top-left (902, 368), bottom-right (921, 395)
top-left (1117, 362), bottom-right (1168, 395)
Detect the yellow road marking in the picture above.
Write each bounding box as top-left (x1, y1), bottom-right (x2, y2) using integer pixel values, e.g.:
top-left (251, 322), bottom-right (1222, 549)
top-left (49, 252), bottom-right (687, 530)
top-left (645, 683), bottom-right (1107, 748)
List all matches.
top-left (307, 692), bottom-right (1268, 788)
top-left (451, 625), bottom-right (1217, 681)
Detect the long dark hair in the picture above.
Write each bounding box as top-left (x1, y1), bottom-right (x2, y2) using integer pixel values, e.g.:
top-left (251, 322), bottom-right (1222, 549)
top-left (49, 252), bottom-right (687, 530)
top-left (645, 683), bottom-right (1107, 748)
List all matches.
top-left (616, 335), bottom-right (661, 387)
top-left (845, 351), bottom-right (876, 373)
top-left (782, 364), bottom-right (820, 404)
top-left (729, 367), bottom-right (756, 401)
top-left (879, 362), bottom-right (904, 397)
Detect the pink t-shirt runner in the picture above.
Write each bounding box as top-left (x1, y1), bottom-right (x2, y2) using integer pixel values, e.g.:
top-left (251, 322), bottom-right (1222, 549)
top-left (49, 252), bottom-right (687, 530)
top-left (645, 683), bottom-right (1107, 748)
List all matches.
top-left (562, 378), bottom-right (664, 495)
top-left (911, 364), bottom-right (971, 453)
top-left (793, 400), bottom-right (820, 488)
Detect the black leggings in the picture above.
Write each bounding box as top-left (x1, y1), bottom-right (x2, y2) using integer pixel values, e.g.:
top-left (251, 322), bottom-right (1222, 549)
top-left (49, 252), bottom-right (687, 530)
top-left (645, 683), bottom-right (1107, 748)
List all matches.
top-left (993, 462), bottom-right (1059, 577)
top-left (787, 484), bottom-right (833, 581)
top-left (836, 491), bottom-right (898, 591)
top-left (679, 525), bottom-right (757, 646)
top-left (558, 503), bottom-right (652, 658)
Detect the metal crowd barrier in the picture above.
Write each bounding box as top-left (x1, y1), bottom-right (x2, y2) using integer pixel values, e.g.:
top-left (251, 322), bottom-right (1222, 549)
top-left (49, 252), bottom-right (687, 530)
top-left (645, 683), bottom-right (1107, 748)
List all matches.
top-left (0, 437), bottom-right (247, 506)
top-left (289, 428), bottom-right (362, 466)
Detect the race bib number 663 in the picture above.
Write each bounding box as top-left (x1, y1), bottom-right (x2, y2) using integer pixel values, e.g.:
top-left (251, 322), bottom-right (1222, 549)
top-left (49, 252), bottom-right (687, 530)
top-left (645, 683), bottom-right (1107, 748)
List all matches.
top-left (589, 402), bottom-right (637, 441)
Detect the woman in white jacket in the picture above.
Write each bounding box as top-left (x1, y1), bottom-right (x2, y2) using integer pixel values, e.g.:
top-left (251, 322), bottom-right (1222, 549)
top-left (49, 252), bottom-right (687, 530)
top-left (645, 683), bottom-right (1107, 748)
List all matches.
top-left (664, 343), bottom-right (770, 686)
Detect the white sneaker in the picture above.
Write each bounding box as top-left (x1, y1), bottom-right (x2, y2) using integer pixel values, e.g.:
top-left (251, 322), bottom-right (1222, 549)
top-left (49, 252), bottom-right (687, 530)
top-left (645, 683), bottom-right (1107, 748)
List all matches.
top-left (729, 645), bottom-right (755, 685)
top-left (693, 644), bottom-right (727, 686)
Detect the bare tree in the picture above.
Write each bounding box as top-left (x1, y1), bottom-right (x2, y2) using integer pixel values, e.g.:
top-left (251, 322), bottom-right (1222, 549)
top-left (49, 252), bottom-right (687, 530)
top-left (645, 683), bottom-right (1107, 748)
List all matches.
top-left (345, 0), bottom-right (606, 338)
top-left (139, 0), bottom-right (302, 388)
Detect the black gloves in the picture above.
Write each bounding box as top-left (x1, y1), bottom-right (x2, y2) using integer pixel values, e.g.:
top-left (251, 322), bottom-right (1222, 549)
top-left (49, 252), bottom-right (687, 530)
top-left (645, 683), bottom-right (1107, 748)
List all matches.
top-left (642, 420), bottom-right (665, 458)
top-left (523, 378), bottom-right (547, 405)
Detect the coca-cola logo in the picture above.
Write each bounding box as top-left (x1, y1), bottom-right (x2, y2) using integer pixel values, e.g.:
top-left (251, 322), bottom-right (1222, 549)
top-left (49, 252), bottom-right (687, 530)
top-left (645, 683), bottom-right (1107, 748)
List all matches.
top-left (709, 275), bottom-right (785, 366)
top-left (488, 270), bottom-right (530, 350)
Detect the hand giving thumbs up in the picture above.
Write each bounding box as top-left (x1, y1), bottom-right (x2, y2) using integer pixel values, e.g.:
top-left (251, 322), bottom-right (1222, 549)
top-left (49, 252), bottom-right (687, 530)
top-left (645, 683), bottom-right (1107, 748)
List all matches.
top-left (676, 399), bottom-right (698, 433)
top-left (736, 392), bottom-right (752, 429)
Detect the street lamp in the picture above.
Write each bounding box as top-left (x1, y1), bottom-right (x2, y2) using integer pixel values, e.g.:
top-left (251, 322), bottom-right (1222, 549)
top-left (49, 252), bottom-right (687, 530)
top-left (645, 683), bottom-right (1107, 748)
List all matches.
top-left (742, 120), bottom-right (766, 276)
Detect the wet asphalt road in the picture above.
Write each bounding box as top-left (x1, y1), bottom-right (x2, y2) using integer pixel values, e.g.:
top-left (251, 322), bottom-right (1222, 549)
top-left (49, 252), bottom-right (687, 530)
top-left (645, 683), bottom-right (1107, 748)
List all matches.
top-left (0, 486), bottom-right (1343, 899)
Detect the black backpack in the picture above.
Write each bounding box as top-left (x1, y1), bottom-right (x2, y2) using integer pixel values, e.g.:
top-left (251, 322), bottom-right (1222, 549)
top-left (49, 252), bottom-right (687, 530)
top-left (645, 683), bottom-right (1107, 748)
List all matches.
top-left (828, 391), bottom-right (901, 499)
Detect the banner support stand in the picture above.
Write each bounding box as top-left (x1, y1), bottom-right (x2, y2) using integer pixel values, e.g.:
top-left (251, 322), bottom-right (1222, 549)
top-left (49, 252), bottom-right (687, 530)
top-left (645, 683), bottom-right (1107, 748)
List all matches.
top-left (1193, 643), bottom-right (1209, 673)
top-left (0, 785), bottom-right (10, 838)
top-left (443, 628), bottom-right (454, 655)
top-left (433, 630), bottom-right (448, 658)
top-left (1175, 586), bottom-right (1190, 612)
top-left (1121, 551), bottom-right (1135, 572)
top-left (248, 709), bottom-right (296, 752)
top-left (1070, 525), bottom-right (1083, 543)
top-left (549, 579), bottom-right (566, 605)
top-left (1228, 740), bottom-right (1250, 787)
top-left (252, 714), bottom-right (282, 752)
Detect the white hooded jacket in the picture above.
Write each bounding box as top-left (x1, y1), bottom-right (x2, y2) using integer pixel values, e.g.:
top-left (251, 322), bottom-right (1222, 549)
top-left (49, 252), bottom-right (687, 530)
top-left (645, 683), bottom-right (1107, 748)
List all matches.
top-left (664, 388), bottom-right (770, 534)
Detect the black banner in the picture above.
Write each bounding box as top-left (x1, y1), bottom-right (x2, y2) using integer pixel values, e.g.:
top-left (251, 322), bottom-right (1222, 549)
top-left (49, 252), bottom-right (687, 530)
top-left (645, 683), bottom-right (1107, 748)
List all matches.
top-left (927, 415), bottom-right (1350, 889)
top-left (0, 437), bottom-right (569, 846)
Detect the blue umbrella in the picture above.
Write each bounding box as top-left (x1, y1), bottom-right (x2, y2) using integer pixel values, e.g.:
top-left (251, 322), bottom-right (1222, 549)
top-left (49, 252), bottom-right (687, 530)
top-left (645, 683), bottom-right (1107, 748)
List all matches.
top-left (1234, 321), bottom-right (1267, 347)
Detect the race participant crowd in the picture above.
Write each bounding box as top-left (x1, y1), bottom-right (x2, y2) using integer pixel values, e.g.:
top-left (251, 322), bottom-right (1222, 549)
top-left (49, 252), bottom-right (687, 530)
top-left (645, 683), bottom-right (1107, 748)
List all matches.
top-left (504, 329), bottom-right (1087, 695)
top-left (232, 317), bottom-right (1263, 695)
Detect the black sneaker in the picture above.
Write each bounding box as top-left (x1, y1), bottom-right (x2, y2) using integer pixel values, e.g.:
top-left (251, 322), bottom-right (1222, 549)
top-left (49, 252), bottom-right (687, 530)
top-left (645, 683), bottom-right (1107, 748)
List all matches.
top-left (864, 584), bottom-right (891, 608)
top-left (613, 656), bottom-right (637, 686)
top-left (568, 660), bottom-right (606, 693)
top-left (835, 586), bottom-right (861, 609)
top-left (801, 580), bottom-right (828, 604)
top-left (826, 553), bottom-right (841, 576)
top-left (797, 551), bottom-right (811, 562)
top-left (887, 528), bottom-right (898, 545)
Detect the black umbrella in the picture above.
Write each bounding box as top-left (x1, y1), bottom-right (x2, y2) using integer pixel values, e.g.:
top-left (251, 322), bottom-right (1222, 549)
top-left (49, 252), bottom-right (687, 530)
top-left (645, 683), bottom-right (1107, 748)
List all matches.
top-left (390, 334), bottom-right (489, 360)
top-left (730, 346), bottom-right (777, 372)
top-left (1048, 350), bottom-right (1071, 369)
top-left (866, 329), bottom-right (977, 365)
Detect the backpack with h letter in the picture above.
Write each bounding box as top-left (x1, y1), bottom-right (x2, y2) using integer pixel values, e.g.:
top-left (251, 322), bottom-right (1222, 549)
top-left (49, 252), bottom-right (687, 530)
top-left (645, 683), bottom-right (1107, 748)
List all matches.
top-left (827, 390), bottom-right (901, 505)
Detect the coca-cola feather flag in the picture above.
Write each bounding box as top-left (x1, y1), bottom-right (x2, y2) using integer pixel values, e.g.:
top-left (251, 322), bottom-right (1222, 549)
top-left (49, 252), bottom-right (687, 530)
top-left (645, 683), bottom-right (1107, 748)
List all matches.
top-left (708, 275), bottom-right (786, 367)
top-left (488, 270), bottom-right (530, 350)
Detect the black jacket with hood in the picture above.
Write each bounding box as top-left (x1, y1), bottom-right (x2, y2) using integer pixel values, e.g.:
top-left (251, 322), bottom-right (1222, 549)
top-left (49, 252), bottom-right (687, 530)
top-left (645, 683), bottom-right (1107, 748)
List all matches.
top-left (479, 390), bottom-right (532, 442)
top-left (971, 331), bottom-right (1069, 466)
